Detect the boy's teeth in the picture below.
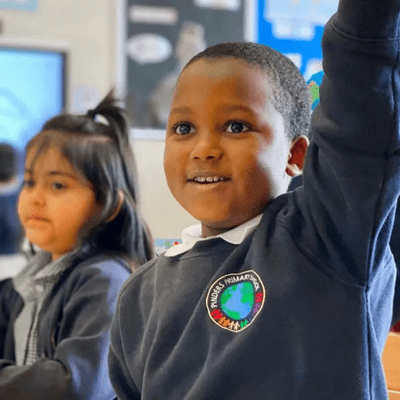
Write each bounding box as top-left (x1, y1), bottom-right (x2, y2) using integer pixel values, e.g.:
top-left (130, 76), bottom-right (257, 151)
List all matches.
top-left (194, 176), bottom-right (225, 183)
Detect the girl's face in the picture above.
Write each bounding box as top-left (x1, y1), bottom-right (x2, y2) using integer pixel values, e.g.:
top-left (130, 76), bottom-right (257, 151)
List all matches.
top-left (18, 146), bottom-right (101, 260)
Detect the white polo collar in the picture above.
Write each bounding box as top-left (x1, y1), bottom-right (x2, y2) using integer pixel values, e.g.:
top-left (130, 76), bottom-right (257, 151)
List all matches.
top-left (165, 214), bottom-right (263, 257)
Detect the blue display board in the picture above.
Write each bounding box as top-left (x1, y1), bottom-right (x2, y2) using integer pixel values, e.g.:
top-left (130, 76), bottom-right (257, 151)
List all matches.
top-left (257, 0), bottom-right (338, 80)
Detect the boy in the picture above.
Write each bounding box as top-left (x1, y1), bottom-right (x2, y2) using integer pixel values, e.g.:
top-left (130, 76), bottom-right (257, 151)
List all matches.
top-left (109, 0), bottom-right (400, 398)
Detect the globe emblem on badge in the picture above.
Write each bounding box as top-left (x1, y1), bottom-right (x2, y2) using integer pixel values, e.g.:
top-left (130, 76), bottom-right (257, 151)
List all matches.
top-left (220, 282), bottom-right (254, 319)
top-left (206, 270), bottom-right (265, 333)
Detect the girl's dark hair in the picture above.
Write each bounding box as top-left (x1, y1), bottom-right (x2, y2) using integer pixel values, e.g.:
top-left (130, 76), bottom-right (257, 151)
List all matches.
top-left (185, 42), bottom-right (311, 141)
top-left (26, 90), bottom-right (154, 269)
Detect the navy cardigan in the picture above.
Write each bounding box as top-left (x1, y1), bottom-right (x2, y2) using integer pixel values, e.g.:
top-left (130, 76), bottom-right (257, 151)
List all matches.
top-left (0, 254), bottom-right (130, 399)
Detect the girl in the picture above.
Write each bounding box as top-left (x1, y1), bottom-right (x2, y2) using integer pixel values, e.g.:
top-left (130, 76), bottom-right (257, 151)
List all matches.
top-left (0, 92), bottom-right (153, 399)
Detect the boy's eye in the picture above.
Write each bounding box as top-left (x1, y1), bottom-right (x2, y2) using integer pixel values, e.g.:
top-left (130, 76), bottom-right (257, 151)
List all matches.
top-left (226, 122), bottom-right (250, 134)
top-left (174, 123), bottom-right (193, 135)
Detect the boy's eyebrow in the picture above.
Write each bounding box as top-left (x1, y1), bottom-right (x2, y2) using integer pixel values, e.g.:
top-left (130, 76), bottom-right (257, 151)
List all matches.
top-left (220, 104), bottom-right (256, 113)
top-left (170, 104), bottom-right (256, 115)
top-left (169, 106), bottom-right (192, 115)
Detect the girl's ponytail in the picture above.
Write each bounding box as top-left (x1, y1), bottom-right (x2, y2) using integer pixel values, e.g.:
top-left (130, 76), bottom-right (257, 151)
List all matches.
top-left (86, 90), bottom-right (129, 149)
top-left (87, 90), bottom-right (154, 267)
top-left (87, 91), bottom-right (138, 199)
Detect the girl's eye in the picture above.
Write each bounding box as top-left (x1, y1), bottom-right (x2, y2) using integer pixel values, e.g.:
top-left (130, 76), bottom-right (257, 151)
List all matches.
top-left (52, 182), bottom-right (66, 190)
top-left (174, 123), bottom-right (193, 135)
top-left (23, 179), bottom-right (34, 188)
top-left (226, 122), bottom-right (250, 134)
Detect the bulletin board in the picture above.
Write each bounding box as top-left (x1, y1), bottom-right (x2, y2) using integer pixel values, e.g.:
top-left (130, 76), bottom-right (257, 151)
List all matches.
top-left (121, 0), bottom-right (338, 137)
top-left (124, 0), bottom-right (248, 133)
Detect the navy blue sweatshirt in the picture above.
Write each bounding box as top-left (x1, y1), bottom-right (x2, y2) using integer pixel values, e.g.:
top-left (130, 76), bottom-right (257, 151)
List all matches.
top-left (0, 254), bottom-right (130, 399)
top-left (109, 0), bottom-right (400, 398)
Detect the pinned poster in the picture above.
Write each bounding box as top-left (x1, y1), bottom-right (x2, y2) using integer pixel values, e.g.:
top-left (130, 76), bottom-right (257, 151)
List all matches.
top-left (0, 0), bottom-right (37, 11)
top-left (194, 0), bottom-right (241, 11)
top-left (126, 34), bottom-right (173, 65)
top-left (154, 239), bottom-right (182, 256)
top-left (264, 0), bottom-right (338, 41)
top-left (258, 0), bottom-right (339, 80)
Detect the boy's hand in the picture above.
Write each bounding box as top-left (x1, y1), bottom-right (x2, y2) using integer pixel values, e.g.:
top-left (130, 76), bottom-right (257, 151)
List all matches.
top-left (336, 0), bottom-right (400, 38)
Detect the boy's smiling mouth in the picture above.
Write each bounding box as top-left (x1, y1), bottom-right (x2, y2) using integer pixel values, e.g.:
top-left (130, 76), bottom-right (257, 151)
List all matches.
top-left (188, 175), bottom-right (231, 184)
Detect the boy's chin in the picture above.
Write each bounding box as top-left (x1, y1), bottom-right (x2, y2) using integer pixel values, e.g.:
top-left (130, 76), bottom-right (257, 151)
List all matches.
top-left (200, 224), bottom-right (230, 238)
top-left (200, 219), bottom-right (245, 238)
top-left (197, 207), bottom-right (267, 237)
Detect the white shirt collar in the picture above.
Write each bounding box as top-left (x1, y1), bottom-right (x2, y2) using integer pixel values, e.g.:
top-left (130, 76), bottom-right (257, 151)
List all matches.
top-left (165, 214), bottom-right (263, 257)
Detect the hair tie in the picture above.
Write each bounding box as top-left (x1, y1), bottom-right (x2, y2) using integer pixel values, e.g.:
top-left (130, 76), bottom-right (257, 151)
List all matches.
top-left (87, 109), bottom-right (97, 119)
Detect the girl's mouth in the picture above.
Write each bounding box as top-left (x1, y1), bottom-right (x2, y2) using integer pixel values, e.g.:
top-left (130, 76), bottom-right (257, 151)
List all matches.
top-left (29, 215), bottom-right (48, 221)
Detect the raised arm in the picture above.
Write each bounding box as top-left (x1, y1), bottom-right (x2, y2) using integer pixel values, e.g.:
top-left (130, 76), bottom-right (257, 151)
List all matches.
top-left (298, 0), bottom-right (400, 286)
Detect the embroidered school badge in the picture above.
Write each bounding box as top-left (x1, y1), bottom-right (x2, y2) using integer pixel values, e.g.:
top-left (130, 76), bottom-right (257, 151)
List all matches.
top-left (206, 270), bottom-right (265, 333)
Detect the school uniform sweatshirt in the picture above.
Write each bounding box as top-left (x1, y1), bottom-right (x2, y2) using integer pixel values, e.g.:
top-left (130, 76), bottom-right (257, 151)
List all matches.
top-left (108, 0), bottom-right (400, 398)
top-left (0, 254), bottom-right (130, 400)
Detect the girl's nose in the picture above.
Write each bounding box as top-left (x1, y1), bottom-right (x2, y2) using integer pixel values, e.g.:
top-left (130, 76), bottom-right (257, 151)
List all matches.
top-left (30, 187), bottom-right (46, 206)
top-left (191, 132), bottom-right (223, 161)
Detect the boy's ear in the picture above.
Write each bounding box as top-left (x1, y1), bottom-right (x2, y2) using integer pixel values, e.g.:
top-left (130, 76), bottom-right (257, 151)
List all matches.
top-left (107, 190), bottom-right (125, 222)
top-left (286, 135), bottom-right (309, 177)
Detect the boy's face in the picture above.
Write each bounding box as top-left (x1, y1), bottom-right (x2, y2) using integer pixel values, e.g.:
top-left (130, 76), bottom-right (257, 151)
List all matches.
top-left (164, 58), bottom-right (305, 237)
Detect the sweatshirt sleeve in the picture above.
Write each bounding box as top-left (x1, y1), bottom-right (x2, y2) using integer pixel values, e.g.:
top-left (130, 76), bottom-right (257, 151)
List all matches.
top-left (298, 0), bottom-right (400, 286)
top-left (390, 199), bottom-right (400, 325)
top-left (0, 279), bottom-right (13, 359)
top-left (0, 258), bottom-right (130, 400)
top-left (108, 260), bottom-right (158, 400)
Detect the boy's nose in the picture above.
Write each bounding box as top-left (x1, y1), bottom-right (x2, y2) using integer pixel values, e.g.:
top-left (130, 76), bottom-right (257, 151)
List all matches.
top-left (191, 133), bottom-right (223, 161)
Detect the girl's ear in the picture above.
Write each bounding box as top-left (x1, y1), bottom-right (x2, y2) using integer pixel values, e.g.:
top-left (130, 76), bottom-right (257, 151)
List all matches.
top-left (107, 190), bottom-right (125, 222)
top-left (286, 135), bottom-right (309, 177)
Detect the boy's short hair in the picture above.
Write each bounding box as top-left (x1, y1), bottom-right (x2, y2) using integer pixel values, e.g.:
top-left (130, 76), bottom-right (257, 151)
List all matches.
top-left (185, 42), bottom-right (311, 141)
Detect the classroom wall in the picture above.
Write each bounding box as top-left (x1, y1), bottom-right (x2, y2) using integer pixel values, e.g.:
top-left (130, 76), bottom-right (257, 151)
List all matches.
top-left (0, 0), bottom-right (116, 107)
top-left (0, 0), bottom-right (197, 240)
